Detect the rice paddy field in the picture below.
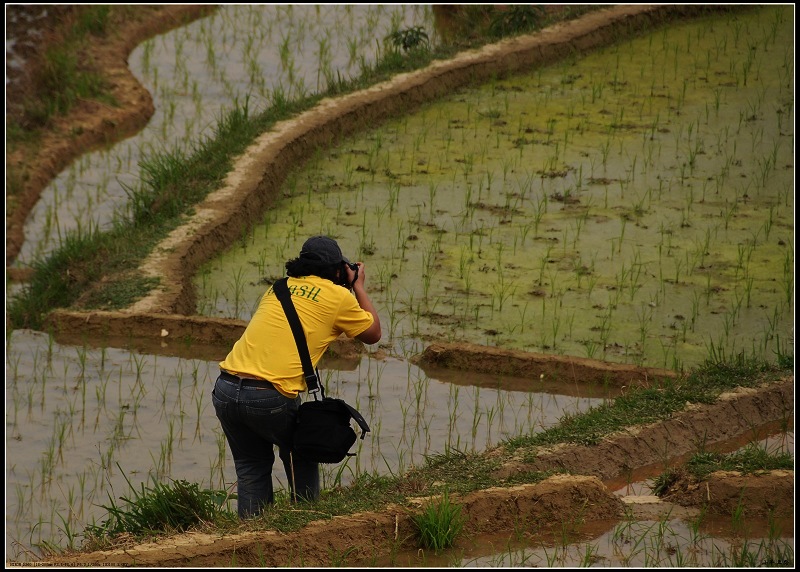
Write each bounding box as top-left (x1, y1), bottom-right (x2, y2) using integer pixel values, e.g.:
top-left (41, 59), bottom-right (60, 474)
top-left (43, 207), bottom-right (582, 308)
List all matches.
top-left (5, 5), bottom-right (794, 565)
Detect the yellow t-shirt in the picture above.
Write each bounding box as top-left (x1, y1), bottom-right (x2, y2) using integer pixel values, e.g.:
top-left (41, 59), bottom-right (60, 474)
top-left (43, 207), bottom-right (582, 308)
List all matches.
top-left (219, 276), bottom-right (374, 397)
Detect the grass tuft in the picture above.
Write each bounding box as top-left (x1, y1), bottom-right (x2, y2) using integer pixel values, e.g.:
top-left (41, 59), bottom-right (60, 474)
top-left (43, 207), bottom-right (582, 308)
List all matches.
top-left (412, 488), bottom-right (466, 553)
top-left (685, 443), bottom-right (794, 480)
top-left (85, 474), bottom-right (234, 542)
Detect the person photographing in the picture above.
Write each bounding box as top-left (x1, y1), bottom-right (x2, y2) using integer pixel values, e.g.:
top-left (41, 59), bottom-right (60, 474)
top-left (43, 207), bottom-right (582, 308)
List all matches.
top-left (212, 235), bottom-right (381, 518)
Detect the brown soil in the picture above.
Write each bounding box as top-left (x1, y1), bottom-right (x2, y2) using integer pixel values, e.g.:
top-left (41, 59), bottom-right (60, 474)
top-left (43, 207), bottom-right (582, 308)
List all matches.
top-left (660, 469), bottom-right (795, 518)
top-left (416, 342), bottom-right (678, 388)
top-left (48, 475), bottom-right (625, 567)
top-left (8, 5), bottom-right (792, 567)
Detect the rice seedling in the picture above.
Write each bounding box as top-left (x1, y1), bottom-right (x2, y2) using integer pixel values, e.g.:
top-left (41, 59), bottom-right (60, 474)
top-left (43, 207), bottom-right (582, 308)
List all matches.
top-left (412, 488), bottom-right (465, 554)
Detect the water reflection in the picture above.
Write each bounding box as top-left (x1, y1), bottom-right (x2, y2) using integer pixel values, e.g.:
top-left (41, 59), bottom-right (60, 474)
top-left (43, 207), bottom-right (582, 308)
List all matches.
top-left (464, 516), bottom-right (794, 568)
top-left (358, 507), bottom-right (793, 567)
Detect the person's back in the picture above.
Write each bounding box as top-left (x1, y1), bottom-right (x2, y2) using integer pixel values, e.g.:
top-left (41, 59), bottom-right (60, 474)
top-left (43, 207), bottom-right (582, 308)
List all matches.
top-left (212, 235), bottom-right (381, 517)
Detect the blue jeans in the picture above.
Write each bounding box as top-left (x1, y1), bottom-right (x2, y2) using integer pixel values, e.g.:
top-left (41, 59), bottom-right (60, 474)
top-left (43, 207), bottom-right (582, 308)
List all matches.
top-left (212, 374), bottom-right (320, 518)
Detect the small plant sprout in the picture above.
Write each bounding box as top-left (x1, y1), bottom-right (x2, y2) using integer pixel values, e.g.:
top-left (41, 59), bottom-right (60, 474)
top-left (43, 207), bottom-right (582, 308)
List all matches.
top-left (412, 488), bottom-right (466, 554)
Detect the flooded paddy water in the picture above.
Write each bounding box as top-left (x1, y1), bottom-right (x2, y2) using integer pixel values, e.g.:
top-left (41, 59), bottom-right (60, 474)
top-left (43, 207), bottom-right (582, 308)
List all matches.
top-left (196, 6), bottom-right (793, 372)
top-left (5, 5), bottom-right (794, 566)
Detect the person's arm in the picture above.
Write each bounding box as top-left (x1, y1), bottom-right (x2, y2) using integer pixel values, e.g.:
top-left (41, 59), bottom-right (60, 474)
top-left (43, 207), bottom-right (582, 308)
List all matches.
top-left (347, 262), bottom-right (382, 344)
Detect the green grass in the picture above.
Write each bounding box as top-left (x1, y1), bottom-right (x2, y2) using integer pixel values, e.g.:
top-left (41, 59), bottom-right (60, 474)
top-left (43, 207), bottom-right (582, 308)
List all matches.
top-left (30, 46), bottom-right (110, 122)
top-left (84, 470), bottom-right (235, 546)
top-left (7, 208), bottom-right (171, 328)
top-left (73, 5), bottom-right (112, 36)
top-left (77, 275), bottom-right (161, 311)
top-left (412, 488), bottom-right (466, 553)
top-left (651, 441), bottom-right (794, 497)
top-left (11, 6), bottom-right (117, 134)
top-left (437, 5), bottom-right (563, 43)
top-left (386, 26), bottom-right (430, 53)
top-left (685, 443), bottom-right (794, 480)
top-left (488, 5), bottom-right (547, 38)
top-left (505, 352), bottom-right (785, 451)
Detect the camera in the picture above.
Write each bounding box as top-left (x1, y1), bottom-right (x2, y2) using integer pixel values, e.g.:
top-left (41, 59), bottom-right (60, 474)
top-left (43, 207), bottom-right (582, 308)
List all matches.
top-left (339, 261), bottom-right (358, 290)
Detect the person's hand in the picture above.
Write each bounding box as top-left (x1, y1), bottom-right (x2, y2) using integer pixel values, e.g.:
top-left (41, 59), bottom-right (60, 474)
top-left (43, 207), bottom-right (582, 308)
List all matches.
top-left (347, 262), bottom-right (366, 290)
top-left (350, 261), bottom-right (381, 344)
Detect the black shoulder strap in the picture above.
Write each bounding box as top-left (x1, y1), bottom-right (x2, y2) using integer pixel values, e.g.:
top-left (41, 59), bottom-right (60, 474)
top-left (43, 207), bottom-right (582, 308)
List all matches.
top-left (273, 278), bottom-right (323, 398)
top-left (340, 400), bottom-right (371, 440)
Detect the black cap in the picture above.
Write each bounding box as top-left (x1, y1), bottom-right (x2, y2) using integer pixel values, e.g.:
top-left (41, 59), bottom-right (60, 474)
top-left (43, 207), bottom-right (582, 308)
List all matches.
top-left (299, 235), bottom-right (349, 265)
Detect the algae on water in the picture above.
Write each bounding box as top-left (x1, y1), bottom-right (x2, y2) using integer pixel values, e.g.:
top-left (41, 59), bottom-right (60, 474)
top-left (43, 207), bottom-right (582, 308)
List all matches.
top-left (197, 6), bottom-right (794, 372)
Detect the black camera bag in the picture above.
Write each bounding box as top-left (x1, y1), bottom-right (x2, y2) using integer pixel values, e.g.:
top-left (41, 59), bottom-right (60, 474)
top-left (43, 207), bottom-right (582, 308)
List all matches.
top-left (273, 278), bottom-right (370, 464)
top-left (293, 397), bottom-right (369, 463)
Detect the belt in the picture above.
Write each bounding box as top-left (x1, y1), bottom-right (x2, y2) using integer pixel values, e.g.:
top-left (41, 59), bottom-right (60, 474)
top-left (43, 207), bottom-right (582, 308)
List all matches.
top-left (219, 370), bottom-right (276, 390)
